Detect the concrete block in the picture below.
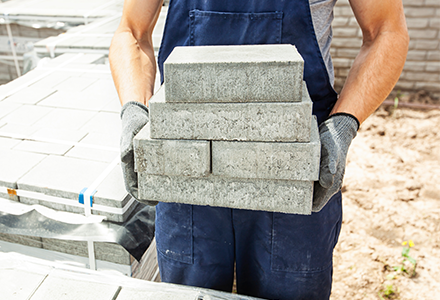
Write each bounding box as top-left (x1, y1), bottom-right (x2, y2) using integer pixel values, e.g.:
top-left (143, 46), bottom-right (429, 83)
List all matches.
top-left (79, 111), bottom-right (121, 135)
top-left (138, 174), bottom-right (313, 215)
top-left (116, 288), bottom-right (200, 300)
top-left (0, 105), bottom-right (53, 126)
top-left (52, 77), bottom-right (98, 92)
top-left (0, 233), bottom-right (42, 248)
top-left (42, 238), bottom-right (131, 265)
top-left (0, 137), bottom-right (21, 149)
top-left (65, 146), bottom-right (119, 163)
top-left (164, 44), bottom-right (304, 103)
top-left (0, 102), bottom-right (22, 119)
top-left (134, 123), bottom-right (210, 177)
top-left (212, 117), bottom-right (320, 181)
top-left (150, 86), bottom-right (312, 142)
top-left (13, 140), bottom-right (73, 155)
top-left (30, 275), bottom-right (120, 300)
top-left (37, 90), bottom-right (111, 112)
top-left (0, 149), bottom-right (46, 189)
top-left (0, 123), bottom-right (39, 137)
top-left (30, 128), bottom-right (88, 143)
top-left (32, 108), bottom-right (96, 131)
top-left (16, 155), bottom-right (132, 222)
top-left (0, 269), bottom-right (47, 300)
top-left (3, 87), bottom-right (56, 105)
top-left (16, 155), bottom-right (109, 204)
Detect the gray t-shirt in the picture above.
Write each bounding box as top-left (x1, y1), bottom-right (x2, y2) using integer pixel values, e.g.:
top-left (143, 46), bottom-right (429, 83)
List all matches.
top-left (310, 0), bottom-right (337, 87)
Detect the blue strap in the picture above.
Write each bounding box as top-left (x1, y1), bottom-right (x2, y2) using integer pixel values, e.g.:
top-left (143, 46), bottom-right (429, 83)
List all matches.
top-left (79, 188), bottom-right (97, 206)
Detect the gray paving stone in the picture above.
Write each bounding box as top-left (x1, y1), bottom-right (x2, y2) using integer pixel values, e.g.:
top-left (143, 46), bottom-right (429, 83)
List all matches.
top-left (0, 149), bottom-right (47, 189)
top-left (79, 111), bottom-right (121, 135)
top-left (32, 108), bottom-right (97, 130)
top-left (0, 137), bottom-right (21, 149)
top-left (0, 102), bottom-right (21, 119)
top-left (134, 124), bottom-right (210, 177)
top-left (150, 87), bottom-right (312, 142)
top-left (16, 155), bottom-right (131, 221)
top-left (0, 269), bottom-right (46, 300)
top-left (29, 71), bottom-right (82, 89)
top-left (37, 90), bottom-right (111, 112)
top-left (138, 174), bottom-right (313, 215)
top-left (42, 239), bottom-right (131, 265)
top-left (16, 155), bottom-right (109, 204)
top-left (212, 117), bottom-right (320, 181)
top-left (30, 128), bottom-right (88, 143)
top-left (0, 233), bottom-right (43, 248)
top-left (0, 105), bottom-right (53, 126)
top-left (77, 131), bottom-right (120, 148)
top-left (116, 288), bottom-right (200, 300)
top-left (3, 87), bottom-right (56, 105)
top-left (13, 140), bottom-right (73, 156)
top-left (52, 76), bottom-right (98, 92)
top-left (94, 163), bottom-right (130, 208)
top-left (164, 44), bottom-right (304, 103)
top-left (0, 123), bottom-right (40, 137)
top-left (65, 146), bottom-right (119, 163)
top-left (81, 79), bottom-right (118, 98)
top-left (30, 275), bottom-right (119, 300)
top-left (101, 97), bottom-right (121, 113)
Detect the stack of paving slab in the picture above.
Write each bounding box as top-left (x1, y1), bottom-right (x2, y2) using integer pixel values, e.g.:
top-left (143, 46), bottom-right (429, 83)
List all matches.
top-left (135, 45), bottom-right (320, 215)
top-left (0, 52), bottom-right (149, 272)
top-left (0, 0), bottom-right (125, 83)
top-left (34, 6), bottom-right (167, 57)
top-left (1, 252), bottom-right (262, 300)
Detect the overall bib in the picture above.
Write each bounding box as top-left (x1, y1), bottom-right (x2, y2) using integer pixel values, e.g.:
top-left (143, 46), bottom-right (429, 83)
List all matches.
top-left (156, 1), bottom-right (343, 299)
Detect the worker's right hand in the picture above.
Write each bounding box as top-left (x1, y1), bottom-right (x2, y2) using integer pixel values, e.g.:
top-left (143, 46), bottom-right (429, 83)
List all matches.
top-left (120, 101), bottom-right (158, 206)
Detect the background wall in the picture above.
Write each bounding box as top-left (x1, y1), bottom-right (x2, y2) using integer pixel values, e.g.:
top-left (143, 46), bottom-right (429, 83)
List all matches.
top-left (331, 0), bottom-right (440, 100)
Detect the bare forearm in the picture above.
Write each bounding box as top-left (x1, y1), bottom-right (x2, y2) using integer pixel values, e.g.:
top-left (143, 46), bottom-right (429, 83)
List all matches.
top-left (109, 0), bottom-right (162, 107)
top-left (332, 31), bottom-right (408, 123)
top-left (110, 31), bottom-right (156, 106)
top-left (331, 0), bottom-right (409, 124)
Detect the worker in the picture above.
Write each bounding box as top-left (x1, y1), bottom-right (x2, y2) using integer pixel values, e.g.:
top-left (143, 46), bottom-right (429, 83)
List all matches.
top-left (109, 0), bottom-right (408, 299)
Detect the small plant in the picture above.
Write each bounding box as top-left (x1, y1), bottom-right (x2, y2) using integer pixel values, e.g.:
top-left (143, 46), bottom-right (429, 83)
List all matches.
top-left (393, 240), bottom-right (417, 277)
top-left (378, 283), bottom-right (397, 299)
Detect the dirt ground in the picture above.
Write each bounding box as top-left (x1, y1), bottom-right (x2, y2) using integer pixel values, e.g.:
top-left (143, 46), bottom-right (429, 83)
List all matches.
top-left (331, 103), bottom-right (440, 299)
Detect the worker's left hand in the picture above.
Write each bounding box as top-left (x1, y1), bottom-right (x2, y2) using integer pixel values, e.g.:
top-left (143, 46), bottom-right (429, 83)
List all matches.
top-left (313, 113), bottom-right (359, 212)
top-left (120, 101), bottom-right (158, 206)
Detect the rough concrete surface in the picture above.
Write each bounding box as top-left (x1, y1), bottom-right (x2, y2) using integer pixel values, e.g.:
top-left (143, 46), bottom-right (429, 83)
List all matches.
top-left (164, 44), bottom-right (304, 103)
top-left (134, 123), bottom-right (210, 177)
top-left (212, 117), bottom-right (320, 181)
top-left (150, 87), bottom-right (312, 142)
top-left (138, 174), bottom-right (313, 215)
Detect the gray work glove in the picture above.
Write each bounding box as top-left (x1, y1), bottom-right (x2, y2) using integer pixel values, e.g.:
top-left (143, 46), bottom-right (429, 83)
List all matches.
top-left (120, 101), bottom-right (158, 206)
top-left (313, 113), bottom-right (359, 212)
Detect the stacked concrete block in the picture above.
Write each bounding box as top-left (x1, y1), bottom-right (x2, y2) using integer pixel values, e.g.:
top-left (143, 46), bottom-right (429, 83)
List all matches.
top-left (135, 45), bottom-right (320, 215)
top-left (0, 53), bottom-right (138, 223)
top-left (0, 53), bottom-right (151, 272)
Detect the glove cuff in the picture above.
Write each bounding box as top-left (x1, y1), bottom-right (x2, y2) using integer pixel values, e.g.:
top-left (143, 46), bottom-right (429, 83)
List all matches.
top-left (120, 101), bottom-right (149, 119)
top-left (327, 112), bottom-right (360, 131)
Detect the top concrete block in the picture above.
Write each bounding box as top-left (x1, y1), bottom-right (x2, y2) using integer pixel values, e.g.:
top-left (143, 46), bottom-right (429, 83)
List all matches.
top-left (164, 45), bottom-right (304, 103)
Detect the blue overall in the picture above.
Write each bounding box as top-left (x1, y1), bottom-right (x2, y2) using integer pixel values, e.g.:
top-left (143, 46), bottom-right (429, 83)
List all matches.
top-left (156, 1), bottom-right (342, 299)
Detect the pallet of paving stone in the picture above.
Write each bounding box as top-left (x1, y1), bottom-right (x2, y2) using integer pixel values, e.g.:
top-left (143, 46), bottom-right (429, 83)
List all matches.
top-left (34, 7), bottom-right (167, 57)
top-left (0, 232), bottom-right (133, 267)
top-left (0, 0), bottom-right (124, 24)
top-left (135, 45), bottom-right (320, 215)
top-left (0, 53), bottom-right (140, 222)
top-left (0, 251), bottom-right (262, 300)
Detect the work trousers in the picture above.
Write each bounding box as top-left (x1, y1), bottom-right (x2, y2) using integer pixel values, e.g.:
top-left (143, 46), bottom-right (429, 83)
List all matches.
top-left (156, 192), bottom-right (342, 300)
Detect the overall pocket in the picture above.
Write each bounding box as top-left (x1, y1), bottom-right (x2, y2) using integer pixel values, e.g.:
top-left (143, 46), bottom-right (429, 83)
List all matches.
top-left (189, 9), bottom-right (283, 46)
top-left (271, 192), bottom-right (342, 273)
top-left (156, 202), bottom-right (193, 264)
